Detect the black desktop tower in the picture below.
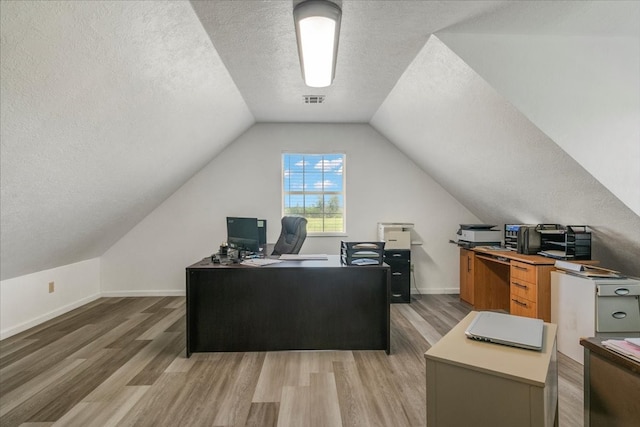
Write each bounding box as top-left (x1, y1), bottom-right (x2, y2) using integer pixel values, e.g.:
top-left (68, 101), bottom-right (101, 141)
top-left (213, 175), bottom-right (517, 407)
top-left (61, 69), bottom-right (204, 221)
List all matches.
top-left (257, 219), bottom-right (267, 246)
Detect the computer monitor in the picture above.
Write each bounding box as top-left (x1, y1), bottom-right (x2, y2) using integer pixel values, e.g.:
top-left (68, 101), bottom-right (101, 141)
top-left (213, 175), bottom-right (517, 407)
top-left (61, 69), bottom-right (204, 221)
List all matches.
top-left (226, 217), bottom-right (260, 253)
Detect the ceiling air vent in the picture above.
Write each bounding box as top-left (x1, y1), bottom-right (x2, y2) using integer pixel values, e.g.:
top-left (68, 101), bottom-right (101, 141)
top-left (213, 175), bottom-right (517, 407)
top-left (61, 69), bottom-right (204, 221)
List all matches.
top-left (303, 95), bottom-right (325, 104)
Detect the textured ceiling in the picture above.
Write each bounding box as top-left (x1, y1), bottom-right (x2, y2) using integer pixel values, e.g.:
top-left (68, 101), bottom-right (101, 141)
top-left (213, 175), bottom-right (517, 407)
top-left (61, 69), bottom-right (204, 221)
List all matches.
top-left (190, 0), bottom-right (507, 122)
top-left (1, 0), bottom-right (638, 281)
top-left (189, 0), bottom-right (640, 124)
top-left (442, 0), bottom-right (640, 36)
top-left (0, 1), bottom-right (253, 280)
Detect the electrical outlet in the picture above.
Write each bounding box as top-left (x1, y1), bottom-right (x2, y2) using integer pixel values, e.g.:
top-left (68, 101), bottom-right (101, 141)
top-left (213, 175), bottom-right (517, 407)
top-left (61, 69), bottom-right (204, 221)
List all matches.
top-left (411, 264), bottom-right (414, 272)
top-left (48, 281), bottom-right (55, 293)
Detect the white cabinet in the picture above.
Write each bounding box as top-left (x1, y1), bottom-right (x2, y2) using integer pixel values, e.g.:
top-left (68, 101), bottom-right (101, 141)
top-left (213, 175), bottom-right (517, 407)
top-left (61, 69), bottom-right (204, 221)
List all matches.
top-left (550, 271), bottom-right (596, 364)
top-left (551, 271), bottom-right (640, 364)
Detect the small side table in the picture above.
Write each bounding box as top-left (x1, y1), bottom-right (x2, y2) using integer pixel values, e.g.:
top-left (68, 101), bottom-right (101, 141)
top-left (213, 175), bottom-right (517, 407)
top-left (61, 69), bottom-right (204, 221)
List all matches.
top-left (425, 311), bottom-right (558, 426)
top-left (580, 337), bottom-right (640, 426)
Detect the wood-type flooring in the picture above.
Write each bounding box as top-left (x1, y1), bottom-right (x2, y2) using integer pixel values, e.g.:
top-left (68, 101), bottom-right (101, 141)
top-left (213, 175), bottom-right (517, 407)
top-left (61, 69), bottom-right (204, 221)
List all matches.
top-left (0, 294), bottom-right (583, 426)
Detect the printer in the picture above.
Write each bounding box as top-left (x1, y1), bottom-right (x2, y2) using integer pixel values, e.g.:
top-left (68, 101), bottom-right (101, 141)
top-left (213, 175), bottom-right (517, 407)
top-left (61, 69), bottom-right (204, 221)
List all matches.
top-left (378, 222), bottom-right (413, 250)
top-left (455, 224), bottom-right (501, 248)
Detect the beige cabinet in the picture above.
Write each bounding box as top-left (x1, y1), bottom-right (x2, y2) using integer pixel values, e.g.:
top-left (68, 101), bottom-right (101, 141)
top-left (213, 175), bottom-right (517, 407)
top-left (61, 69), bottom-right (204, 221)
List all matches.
top-left (425, 312), bottom-right (558, 427)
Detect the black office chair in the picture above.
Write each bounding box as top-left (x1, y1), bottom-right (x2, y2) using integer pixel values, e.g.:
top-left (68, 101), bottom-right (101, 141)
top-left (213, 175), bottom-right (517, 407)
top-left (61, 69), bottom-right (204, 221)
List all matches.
top-left (272, 216), bottom-right (308, 255)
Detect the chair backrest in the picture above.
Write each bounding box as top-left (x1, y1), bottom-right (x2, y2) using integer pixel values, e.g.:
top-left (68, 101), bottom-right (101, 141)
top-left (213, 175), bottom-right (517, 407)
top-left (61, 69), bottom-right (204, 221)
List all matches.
top-left (272, 216), bottom-right (308, 255)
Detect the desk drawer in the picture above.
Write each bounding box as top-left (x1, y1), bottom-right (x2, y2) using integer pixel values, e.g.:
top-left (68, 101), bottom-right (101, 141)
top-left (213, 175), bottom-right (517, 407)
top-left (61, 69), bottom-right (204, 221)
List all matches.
top-left (385, 250), bottom-right (411, 262)
top-left (385, 258), bottom-right (410, 270)
top-left (511, 261), bottom-right (537, 282)
top-left (510, 296), bottom-right (537, 318)
top-left (386, 251), bottom-right (410, 304)
top-left (511, 278), bottom-right (537, 303)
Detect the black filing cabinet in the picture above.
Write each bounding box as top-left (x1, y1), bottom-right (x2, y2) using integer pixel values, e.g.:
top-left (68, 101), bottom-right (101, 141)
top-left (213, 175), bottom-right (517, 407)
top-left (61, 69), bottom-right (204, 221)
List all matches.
top-left (384, 250), bottom-right (411, 303)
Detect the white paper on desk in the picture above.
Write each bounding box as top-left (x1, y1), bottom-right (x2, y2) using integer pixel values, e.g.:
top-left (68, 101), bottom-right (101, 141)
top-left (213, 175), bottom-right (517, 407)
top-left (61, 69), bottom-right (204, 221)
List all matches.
top-left (241, 259), bottom-right (283, 267)
top-left (555, 260), bottom-right (585, 272)
top-left (279, 254), bottom-right (328, 260)
top-left (602, 339), bottom-right (640, 363)
top-left (625, 337), bottom-right (640, 348)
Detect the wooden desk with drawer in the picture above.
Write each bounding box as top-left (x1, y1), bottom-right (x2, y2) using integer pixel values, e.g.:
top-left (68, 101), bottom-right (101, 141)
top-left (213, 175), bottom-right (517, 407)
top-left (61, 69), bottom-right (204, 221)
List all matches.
top-left (459, 248), bottom-right (556, 321)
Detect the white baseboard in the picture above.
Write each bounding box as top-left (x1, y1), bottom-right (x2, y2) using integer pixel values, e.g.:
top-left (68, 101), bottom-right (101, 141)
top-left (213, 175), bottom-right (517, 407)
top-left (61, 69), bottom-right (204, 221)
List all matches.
top-left (0, 293), bottom-right (101, 340)
top-left (2, 286), bottom-right (455, 340)
top-left (100, 290), bottom-right (186, 297)
top-left (412, 287), bottom-right (459, 295)
top-left (1, 290), bottom-right (186, 340)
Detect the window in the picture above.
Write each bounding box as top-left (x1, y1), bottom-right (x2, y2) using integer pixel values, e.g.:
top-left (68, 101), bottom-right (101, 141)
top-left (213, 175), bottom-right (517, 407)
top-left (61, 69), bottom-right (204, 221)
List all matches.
top-left (282, 153), bottom-right (345, 233)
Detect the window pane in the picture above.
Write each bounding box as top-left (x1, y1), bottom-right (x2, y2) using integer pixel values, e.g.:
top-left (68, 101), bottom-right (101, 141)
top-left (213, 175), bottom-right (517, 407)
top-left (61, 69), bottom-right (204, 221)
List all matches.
top-left (283, 153), bottom-right (345, 233)
top-left (305, 213), bottom-right (324, 232)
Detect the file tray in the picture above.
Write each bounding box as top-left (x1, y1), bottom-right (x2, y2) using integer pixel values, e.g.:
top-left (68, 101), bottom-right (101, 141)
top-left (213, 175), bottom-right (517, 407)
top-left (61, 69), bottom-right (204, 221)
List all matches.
top-left (341, 241), bottom-right (385, 251)
top-left (340, 241), bottom-right (385, 266)
top-left (538, 224), bottom-right (591, 260)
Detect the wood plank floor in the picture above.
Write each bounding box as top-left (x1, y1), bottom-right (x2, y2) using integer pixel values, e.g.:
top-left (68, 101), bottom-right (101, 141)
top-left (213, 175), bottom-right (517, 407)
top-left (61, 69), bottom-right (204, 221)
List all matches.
top-left (0, 295), bottom-right (583, 426)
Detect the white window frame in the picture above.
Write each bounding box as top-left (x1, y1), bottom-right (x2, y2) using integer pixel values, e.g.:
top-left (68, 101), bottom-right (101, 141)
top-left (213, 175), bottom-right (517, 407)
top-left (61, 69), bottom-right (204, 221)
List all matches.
top-left (281, 152), bottom-right (346, 236)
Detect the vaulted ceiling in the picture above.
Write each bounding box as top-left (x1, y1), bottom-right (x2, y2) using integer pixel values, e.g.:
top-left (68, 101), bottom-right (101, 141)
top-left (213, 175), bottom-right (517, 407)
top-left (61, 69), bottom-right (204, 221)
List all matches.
top-left (190, 0), bottom-right (508, 122)
top-left (1, 1), bottom-right (638, 280)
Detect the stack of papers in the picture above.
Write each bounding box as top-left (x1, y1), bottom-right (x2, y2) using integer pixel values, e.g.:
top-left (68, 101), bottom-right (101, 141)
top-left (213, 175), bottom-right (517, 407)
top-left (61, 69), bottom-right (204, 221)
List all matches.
top-left (241, 258), bottom-right (283, 267)
top-left (554, 260), bottom-right (622, 278)
top-left (351, 243), bottom-right (380, 249)
top-left (279, 254), bottom-right (328, 260)
top-left (350, 258), bottom-right (381, 266)
top-left (539, 249), bottom-right (570, 259)
top-left (602, 338), bottom-right (640, 363)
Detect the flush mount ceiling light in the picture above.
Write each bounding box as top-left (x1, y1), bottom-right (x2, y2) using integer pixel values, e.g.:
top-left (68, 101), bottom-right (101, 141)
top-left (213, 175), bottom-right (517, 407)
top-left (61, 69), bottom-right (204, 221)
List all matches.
top-left (293, 0), bottom-right (342, 88)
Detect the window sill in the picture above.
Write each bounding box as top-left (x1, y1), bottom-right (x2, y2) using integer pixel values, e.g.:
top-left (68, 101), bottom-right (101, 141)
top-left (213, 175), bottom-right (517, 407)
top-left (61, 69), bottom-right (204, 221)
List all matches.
top-left (307, 232), bottom-right (348, 238)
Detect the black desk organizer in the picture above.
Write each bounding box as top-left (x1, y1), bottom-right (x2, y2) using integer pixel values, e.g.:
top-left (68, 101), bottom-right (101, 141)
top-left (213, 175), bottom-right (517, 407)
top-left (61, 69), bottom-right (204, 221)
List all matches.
top-left (340, 241), bottom-right (385, 266)
top-left (538, 224), bottom-right (592, 260)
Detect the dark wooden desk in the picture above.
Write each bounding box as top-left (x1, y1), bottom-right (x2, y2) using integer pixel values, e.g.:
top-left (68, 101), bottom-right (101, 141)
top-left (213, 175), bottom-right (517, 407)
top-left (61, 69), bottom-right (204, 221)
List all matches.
top-left (186, 255), bottom-right (390, 356)
top-left (580, 337), bottom-right (640, 426)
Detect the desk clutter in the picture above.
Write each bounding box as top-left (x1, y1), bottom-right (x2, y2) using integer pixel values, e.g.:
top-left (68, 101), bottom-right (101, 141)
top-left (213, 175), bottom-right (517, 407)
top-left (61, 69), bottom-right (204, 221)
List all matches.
top-left (601, 338), bottom-right (640, 363)
top-left (454, 223), bottom-right (592, 261)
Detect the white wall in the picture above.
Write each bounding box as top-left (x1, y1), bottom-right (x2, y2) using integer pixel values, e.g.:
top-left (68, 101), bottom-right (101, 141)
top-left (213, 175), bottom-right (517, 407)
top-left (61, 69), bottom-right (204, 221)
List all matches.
top-left (101, 123), bottom-right (479, 295)
top-left (436, 32), bottom-right (640, 216)
top-left (0, 258), bottom-right (101, 339)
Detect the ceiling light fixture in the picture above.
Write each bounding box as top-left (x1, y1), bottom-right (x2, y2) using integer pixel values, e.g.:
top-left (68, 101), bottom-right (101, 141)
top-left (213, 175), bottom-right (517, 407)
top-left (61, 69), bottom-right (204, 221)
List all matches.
top-left (293, 0), bottom-right (342, 88)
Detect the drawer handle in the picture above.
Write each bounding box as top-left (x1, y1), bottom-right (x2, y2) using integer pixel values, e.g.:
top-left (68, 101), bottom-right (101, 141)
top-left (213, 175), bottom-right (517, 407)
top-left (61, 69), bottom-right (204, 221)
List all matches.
top-left (392, 293), bottom-right (403, 297)
top-left (614, 288), bottom-right (630, 296)
top-left (513, 265), bottom-right (529, 271)
top-left (392, 272), bottom-right (402, 276)
top-left (511, 299), bottom-right (528, 307)
top-left (513, 282), bottom-right (528, 290)
top-left (392, 254), bottom-right (402, 257)
top-left (612, 311), bottom-right (627, 319)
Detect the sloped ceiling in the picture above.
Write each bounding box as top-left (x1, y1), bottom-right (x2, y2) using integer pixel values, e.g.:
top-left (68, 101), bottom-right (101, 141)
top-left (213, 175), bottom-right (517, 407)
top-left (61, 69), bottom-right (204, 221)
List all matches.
top-left (1, 1), bottom-right (638, 281)
top-left (190, 0), bottom-right (508, 122)
top-left (370, 35), bottom-right (640, 276)
top-left (437, 0), bottom-right (640, 215)
top-left (0, 1), bottom-right (254, 280)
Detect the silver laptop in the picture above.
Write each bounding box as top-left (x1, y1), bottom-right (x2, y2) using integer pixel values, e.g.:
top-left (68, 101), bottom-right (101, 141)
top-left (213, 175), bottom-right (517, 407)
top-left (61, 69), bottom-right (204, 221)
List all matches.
top-left (465, 311), bottom-right (544, 351)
